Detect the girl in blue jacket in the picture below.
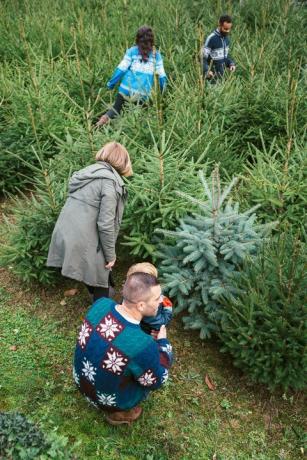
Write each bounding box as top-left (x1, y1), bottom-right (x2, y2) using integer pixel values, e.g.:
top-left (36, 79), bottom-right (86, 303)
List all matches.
top-left (97, 26), bottom-right (167, 126)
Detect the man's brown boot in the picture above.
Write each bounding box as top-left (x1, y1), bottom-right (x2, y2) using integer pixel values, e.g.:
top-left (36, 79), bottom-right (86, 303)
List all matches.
top-left (105, 406), bottom-right (142, 425)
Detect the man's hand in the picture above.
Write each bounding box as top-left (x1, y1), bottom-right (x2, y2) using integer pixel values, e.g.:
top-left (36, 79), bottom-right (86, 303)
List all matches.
top-left (157, 325), bottom-right (167, 340)
top-left (207, 70), bottom-right (214, 79)
top-left (229, 65), bottom-right (236, 72)
top-left (105, 259), bottom-right (116, 269)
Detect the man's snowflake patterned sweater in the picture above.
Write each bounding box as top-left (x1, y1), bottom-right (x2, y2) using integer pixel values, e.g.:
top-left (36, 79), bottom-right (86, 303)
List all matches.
top-left (73, 297), bottom-right (173, 410)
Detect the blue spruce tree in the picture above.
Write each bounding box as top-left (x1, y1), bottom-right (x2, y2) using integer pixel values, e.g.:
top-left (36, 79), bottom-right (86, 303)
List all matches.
top-left (157, 167), bottom-right (274, 339)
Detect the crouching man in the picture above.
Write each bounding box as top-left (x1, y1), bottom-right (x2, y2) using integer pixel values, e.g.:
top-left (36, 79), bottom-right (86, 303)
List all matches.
top-left (73, 272), bottom-right (173, 425)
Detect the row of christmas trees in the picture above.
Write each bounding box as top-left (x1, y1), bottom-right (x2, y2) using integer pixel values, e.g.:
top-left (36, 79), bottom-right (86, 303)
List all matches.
top-left (1, 137), bottom-right (305, 391)
top-left (157, 167), bottom-right (306, 391)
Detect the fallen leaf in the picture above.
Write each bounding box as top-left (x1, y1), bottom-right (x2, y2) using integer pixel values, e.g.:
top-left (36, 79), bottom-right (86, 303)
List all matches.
top-left (64, 288), bottom-right (79, 297)
top-left (10, 345), bottom-right (17, 351)
top-left (60, 299), bottom-right (67, 306)
top-left (205, 374), bottom-right (216, 391)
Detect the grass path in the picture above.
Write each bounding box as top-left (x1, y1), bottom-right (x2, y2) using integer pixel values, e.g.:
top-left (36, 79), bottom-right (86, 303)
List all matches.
top-left (0, 261), bottom-right (305, 460)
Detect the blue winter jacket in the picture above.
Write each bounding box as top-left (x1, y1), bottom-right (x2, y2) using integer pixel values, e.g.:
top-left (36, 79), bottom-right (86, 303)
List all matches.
top-left (107, 45), bottom-right (167, 100)
top-left (141, 296), bottom-right (173, 333)
top-left (202, 28), bottom-right (235, 77)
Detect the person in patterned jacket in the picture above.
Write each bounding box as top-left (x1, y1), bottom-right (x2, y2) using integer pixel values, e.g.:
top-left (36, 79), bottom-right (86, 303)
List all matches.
top-left (202, 14), bottom-right (236, 82)
top-left (126, 262), bottom-right (173, 336)
top-left (96, 26), bottom-right (166, 126)
top-left (73, 272), bottom-right (173, 425)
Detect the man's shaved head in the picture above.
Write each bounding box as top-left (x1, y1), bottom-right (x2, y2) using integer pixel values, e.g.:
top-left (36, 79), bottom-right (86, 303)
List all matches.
top-left (123, 272), bottom-right (159, 304)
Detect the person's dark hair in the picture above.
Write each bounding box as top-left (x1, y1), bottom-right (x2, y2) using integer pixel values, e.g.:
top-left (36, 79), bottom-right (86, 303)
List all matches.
top-left (123, 272), bottom-right (159, 304)
top-left (219, 14), bottom-right (232, 25)
top-left (136, 26), bottom-right (154, 60)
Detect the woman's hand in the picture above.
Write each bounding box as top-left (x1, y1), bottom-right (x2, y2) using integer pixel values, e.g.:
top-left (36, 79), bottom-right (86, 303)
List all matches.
top-left (105, 259), bottom-right (116, 269)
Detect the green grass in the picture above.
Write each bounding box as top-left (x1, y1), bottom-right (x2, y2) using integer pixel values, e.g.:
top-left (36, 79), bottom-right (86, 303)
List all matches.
top-left (0, 271), bottom-right (305, 460)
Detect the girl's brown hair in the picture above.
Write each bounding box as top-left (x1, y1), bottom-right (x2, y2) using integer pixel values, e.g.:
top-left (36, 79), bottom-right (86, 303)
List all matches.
top-left (136, 26), bottom-right (154, 60)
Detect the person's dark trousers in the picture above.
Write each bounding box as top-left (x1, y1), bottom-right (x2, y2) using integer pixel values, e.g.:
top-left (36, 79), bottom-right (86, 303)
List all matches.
top-left (204, 73), bottom-right (223, 85)
top-left (105, 93), bottom-right (126, 119)
top-left (86, 271), bottom-right (115, 302)
top-left (103, 93), bottom-right (146, 120)
top-left (86, 285), bottom-right (109, 302)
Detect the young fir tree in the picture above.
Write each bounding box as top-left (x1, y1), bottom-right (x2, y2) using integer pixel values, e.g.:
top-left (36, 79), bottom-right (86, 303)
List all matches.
top-left (157, 167), bottom-right (274, 339)
top-left (121, 126), bottom-right (208, 257)
top-left (220, 233), bottom-right (306, 391)
top-left (0, 126), bottom-right (206, 284)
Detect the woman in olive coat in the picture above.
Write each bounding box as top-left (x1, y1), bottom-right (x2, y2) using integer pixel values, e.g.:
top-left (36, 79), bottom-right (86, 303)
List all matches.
top-left (47, 141), bottom-right (132, 300)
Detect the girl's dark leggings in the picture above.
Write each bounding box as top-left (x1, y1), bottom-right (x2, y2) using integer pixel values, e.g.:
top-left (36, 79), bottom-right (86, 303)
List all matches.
top-left (105, 93), bottom-right (146, 119)
top-left (105, 93), bottom-right (126, 119)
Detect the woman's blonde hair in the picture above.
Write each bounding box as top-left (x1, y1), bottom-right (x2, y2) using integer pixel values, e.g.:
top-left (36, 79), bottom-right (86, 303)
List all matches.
top-left (127, 262), bottom-right (158, 278)
top-left (96, 141), bottom-right (133, 177)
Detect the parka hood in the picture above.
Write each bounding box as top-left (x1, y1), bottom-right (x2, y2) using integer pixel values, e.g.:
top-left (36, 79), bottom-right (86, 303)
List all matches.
top-left (68, 161), bottom-right (125, 195)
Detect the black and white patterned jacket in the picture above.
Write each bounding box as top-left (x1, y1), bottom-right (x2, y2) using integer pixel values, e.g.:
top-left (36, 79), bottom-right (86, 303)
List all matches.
top-left (202, 28), bottom-right (235, 77)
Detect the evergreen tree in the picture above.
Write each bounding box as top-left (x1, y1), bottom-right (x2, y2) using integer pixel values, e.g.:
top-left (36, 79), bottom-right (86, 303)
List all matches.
top-left (122, 126), bottom-right (207, 257)
top-left (241, 140), bottom-right (307, 239)
top-left (220, 233), bottom-right (306, 391)
top-left (0, 127), bottom-right (207, 283)
top-left (157, 167), bottom-right (274, 339)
